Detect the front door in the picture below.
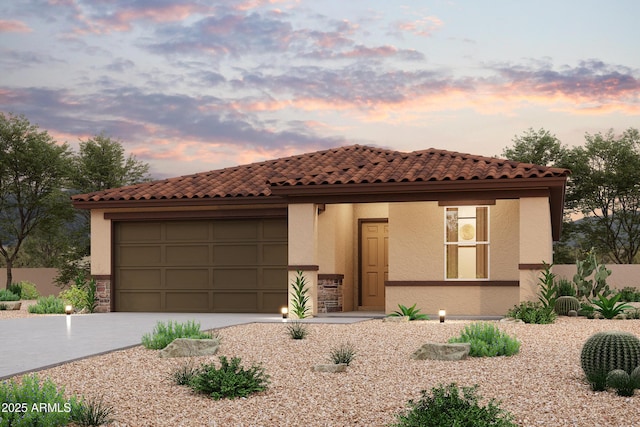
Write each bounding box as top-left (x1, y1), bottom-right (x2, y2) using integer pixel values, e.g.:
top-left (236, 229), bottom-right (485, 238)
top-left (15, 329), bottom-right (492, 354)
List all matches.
top-left (360, 221), bottom-right (388, 309)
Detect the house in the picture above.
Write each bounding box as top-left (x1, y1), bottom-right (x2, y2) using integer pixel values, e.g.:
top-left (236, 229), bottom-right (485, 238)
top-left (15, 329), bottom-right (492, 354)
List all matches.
top-left (71, 144), bottom-right (569, 316)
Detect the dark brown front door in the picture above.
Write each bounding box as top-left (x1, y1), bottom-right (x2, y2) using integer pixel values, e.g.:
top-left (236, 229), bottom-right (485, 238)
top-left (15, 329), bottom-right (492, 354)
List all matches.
top-left (360, 221), bottom-right (388, 308)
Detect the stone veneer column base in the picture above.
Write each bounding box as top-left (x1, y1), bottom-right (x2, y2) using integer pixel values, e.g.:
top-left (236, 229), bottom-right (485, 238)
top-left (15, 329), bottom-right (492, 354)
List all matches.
top-left (93, 276), bottom-right (112, 313)
top-left (318, 274), bottom-right (344, 313)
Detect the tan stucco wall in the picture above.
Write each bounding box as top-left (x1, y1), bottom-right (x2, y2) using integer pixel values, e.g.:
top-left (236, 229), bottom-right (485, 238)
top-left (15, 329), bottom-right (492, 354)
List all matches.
top-left (91, 210), bottom-right (111, 276)
top-left (0, 268), bottom-right (60, 296)
top-left (288, 203), bottom-right (319, 315)
top-left (519, 197), bottom-right (553, 302)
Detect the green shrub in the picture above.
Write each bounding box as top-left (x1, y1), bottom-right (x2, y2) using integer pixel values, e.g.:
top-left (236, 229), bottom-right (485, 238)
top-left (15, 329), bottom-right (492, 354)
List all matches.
top-left (506, 301), bottom-right (557, 324)
top-left (71, 395), bottom-right (115, 426)
top-left (285, 321), bottom-right (309, 340)
top-left (141, 320), bottom-right (212, 350)
top-left (27, 295), bottom-right (65, 314)
top-left (554, 296), bottom-right (581, 316)
top-left (329, 342), bottom-right (356, 366)
top-left (389, 383), bottom-right (518, 427)
top-left (388, 303), bottom-right (429, 320)
top-left (557, 278), bottom-right (576, 297)
top-left (7, 283), bottom-right (22, 296)
top-left (448, 322), bottom-right (520, 357)
top-left (0, 289), bottom-right (20, 301)
top-left (17, 281), bottom-right (40, 299)
top-left (0, 373), bottom-right (78, 427)
top-left (581, 331), bottom-right (640, 391)
top-left (616, 287), bottom-right (640, 302)
top-left (188, 356), bottom-right (270, 400)
top-left (59, 285), bottom-right (89, 312)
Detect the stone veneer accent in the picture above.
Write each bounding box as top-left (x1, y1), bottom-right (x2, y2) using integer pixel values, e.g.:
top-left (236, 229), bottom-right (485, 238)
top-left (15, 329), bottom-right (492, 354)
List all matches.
top-left (318, 274), bottom-right (344, 313)
top-left (93, 276), bottom-right (111, 313)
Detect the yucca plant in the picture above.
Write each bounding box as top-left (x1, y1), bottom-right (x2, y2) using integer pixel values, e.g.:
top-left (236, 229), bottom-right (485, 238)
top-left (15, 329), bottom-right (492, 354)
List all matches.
top-left (290, 270), bottom-right (310, 319)
top-left (388, 303), bottom-right (429, 320)
top-left (591, 293), bottom-right (633, 319)
top-left (286, 321), bottom-right (309, 340)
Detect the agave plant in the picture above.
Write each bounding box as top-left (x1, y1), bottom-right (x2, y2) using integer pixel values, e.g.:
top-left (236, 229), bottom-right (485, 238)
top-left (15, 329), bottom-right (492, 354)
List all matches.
top-left (591, 293), bottom-right (633, 319)
top-left (388, 303), bottom-right (429, 320)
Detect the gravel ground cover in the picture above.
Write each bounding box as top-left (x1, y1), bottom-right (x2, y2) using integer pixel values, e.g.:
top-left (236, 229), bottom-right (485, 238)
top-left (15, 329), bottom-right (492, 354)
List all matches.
top-left (2, 312), bottom-right (640, 426)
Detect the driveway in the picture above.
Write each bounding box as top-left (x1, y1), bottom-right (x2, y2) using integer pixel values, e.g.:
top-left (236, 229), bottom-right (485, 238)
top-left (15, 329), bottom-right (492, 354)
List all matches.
top-left (0, 312), bottom-right (378, 380)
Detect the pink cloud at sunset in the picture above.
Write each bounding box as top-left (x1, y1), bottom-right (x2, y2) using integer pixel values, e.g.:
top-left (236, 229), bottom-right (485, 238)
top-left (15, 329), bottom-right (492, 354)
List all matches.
top-left (0, 20), bottom-right (31, 33)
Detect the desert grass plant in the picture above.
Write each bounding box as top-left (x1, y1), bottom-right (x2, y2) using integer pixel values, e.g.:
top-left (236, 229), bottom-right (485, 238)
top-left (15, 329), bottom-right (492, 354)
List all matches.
top-left (290, 270), bottom-right (310, 319)
top-left (187, 356), bottom-right (270, 400)
top-left (388, 303), bottom-right (429, 320)
top-left (171, 362), bottom-right (199, 386)
top-left (27, 295), bottom-right (65, 314)
top-left (0, 289), bottom-right (20, 301)
top-left (329, 342), bottom-right (356, 366)
top-left (0, 373), bottom-right (80, 427)
top-left (141, 320), bottom-right (212, 350)
top-left (389, 383), bottom-right (518, 427)
top-left (71, 395), bottom-right (115, 426)
top-left (591, 293), bottom-right (633, 319)
top-left (285, 321), bottom-right (309, 339)
top-left (506, 301), bottom-right (557, 324)
top-left (448, 322), bottom-right (521, 357)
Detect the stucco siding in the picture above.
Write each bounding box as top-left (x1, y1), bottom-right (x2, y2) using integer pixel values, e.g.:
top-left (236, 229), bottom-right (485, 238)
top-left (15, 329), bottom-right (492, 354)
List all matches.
top-left (91, 210), bottom-right (111, 276)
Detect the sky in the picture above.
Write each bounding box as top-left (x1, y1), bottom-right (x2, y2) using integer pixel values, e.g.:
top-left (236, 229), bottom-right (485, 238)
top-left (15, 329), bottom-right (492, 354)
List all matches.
top-left (1, 0), bottom-right (639, 179)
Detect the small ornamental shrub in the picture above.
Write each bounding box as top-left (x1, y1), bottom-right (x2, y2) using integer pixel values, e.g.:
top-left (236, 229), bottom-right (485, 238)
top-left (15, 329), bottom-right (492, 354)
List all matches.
top-left (0, 289), bottom-right (20, 301)
top-left (188, 356), bottom-right (270, 400)
top-left (141, 320), bottom-right (212, 350)
top-left (9, 281), bottom-right (40, 300)
top-left (0, 373), bottom-right (79, 427)
top-left (27, 295), bottom-right (65, 314)
top-left (59, 285), bottom-right (89, 312)
top-left (388, 303), bottom-right (429, 320)
top-left (0, 303), bottom-right (7, 310)
top-left (329, 342), bottom-right (356, 366)
top-left (557, 278), bottom-right (577, 297)
top-left (615, 286), bottom-right (640, 302)
top-left (448, 322), bottom-right (520, 357)
top-left (581, 331), bottom-right (640, 391)
top-left (286, 321), bottom-right (309, 340)
top-left (506, 301), bottom-right (556, 324)
top-left (71, 395), bottom-right (115, 426)
top-left (389, 383), bottom-right (518, 427)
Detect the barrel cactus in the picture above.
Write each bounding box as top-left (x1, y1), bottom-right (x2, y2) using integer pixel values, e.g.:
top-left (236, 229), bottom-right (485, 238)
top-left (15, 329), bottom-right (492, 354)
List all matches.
top-left (554, 296), bottom-right (580, 316)
top-left (607, 369), bottom-right (635, 396)
top-left (580, 331), bottom-right (640, 391)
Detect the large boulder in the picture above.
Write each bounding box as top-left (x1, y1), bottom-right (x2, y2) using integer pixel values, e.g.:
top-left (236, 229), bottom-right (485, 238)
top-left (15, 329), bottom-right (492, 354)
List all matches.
top-left (411, 342), bottom-right (471, 361)
top-left (0, 301), bottom-right (21, 310)
top-left (159, 338), bottom-right (220, 358)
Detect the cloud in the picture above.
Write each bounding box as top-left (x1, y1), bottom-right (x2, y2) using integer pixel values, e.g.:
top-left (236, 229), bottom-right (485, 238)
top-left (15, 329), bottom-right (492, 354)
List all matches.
top-left (0, 20), bottom-right (32, 33)
top-left (393, 16), bottom-right (443, 37)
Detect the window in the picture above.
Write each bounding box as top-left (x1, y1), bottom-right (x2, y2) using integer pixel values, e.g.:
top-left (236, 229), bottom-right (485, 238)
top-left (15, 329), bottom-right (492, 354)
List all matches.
top-left (445, 206), bottom-right (489, 279)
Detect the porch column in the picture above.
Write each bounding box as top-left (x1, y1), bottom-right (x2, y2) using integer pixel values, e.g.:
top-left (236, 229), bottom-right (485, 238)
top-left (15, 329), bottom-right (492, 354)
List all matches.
top-left (91, 210), bottom-right (113, 313)
top-left (519, 197), bottom-right (553, 303)
top-left (287, 203), bottom-right (319, 317)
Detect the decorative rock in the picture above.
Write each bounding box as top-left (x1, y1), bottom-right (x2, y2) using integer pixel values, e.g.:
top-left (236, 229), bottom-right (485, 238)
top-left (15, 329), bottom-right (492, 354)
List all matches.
top-left (411, 342), bottom-right (471, 361)
top-left (0, 301), bottom-right (21, 310)
top-left (312, 364), bottom-right (347, 373)
top-left (500, 317), bottom-right (524, 324)
top-left (159, 338), bottom-right (220, 358)
top-left (383, 316), bottom-right (409, 323)
top-left (567, 310), bottom-right (578, 317)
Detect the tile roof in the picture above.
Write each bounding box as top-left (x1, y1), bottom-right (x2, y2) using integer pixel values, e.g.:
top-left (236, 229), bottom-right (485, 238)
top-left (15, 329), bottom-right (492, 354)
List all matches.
top-left (71, 144), bottom-right (569, 203)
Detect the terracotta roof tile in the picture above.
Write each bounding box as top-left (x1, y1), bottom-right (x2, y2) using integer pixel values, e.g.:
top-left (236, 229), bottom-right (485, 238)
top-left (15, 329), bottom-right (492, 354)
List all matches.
top-left (71, 144), bottom-right (569, 203)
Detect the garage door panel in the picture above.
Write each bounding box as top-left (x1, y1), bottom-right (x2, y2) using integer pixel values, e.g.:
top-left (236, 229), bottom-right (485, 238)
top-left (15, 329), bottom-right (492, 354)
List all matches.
top-left (118, 292), bottom-right (161, 311)
top-left (213, 292), bottom-right (258, 312)
top-left (213, 221), bottom-right (258, 240)
top-left (118, 223), bottom-right (162, 241)
top-left (166, 269), bottom-right (210, 289)
top-left (263, 219), bottom-right (287, 239)
top-left (262, 244), bottom-right (287, 265)
top-left (165, 222), bottom-right (210, 241)
top-left (118, 269), bottom-right (161, 289)
top-left (166, 245), bottom-right (209, 265)
top-left (165, 292), bottom-right (210, 311)
top-left (262, 291), bottom-right (287, 312)
top-left (213, 269), bottom-right (257, 289)
top-left (262, 268), bottom-right (287, 289)
top-left (118, 246), bottom-right (162, 266)
top-left (213, 245), bottom-right (257, 265)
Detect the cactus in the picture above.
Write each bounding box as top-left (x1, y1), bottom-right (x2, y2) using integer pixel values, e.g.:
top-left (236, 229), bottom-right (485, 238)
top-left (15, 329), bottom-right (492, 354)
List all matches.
top-left (580, 331), bottom-right (640, 391)
top-left (554, 296), bottom-right (580, 315)
top-left (607, 369), bottom-right (635, 396)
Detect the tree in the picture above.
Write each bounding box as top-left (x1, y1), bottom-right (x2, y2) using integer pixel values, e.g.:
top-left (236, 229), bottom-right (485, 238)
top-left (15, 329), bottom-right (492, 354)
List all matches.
top-left (500, 128), bottom-right (569, 167)
top-left (566, 128), bottom-right (640, 263)
top-left (0, 113), bottom-right (72, 286)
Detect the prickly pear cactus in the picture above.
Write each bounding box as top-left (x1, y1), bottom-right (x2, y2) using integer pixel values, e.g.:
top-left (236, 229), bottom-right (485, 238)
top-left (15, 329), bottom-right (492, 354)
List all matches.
top-left (554, 296), bottom-right (580, 315)
top-left (580, 331), bottom-right (640, 391)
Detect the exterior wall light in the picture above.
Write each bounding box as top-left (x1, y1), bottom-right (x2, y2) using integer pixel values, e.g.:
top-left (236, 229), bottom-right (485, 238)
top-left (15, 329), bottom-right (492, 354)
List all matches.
top-left (281, 307), bottom-right (288, 319)
top-left (439, 309), bottom-right (446, 323)
top-left (65, 305), bottom-right (73, 315)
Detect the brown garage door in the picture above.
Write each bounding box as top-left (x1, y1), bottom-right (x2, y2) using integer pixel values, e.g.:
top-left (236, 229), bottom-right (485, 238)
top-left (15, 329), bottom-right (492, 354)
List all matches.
top-left (114, 218), bottom-right (287, 313)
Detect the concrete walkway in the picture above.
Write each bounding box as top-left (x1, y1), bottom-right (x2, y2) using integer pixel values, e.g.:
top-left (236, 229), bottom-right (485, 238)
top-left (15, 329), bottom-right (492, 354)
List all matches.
top-left (0, 312), bottom-right (378, 380)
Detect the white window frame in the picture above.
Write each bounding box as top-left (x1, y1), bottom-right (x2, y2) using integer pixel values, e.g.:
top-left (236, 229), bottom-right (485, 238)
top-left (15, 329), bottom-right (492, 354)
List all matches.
top-left (444, 205), bottom-right (490, 281)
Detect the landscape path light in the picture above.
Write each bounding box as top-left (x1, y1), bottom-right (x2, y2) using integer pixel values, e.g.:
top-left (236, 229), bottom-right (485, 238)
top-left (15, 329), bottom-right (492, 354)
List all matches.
top-left (439, 309), bottom-right (446, 323)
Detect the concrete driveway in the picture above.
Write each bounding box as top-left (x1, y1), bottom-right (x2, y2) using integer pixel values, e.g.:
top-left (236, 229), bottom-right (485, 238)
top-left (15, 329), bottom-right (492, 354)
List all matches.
top-left (0, 312), bottom-right (377, 380)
